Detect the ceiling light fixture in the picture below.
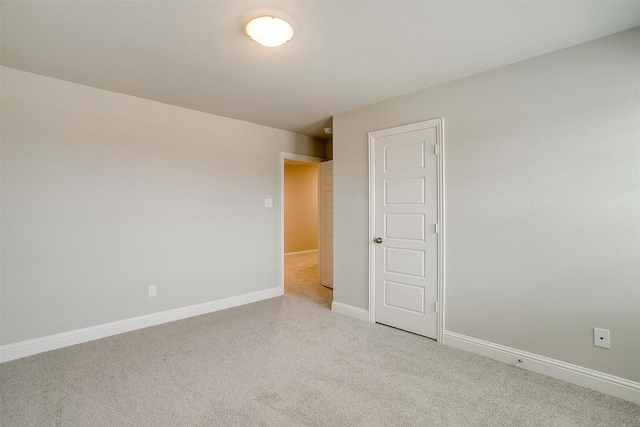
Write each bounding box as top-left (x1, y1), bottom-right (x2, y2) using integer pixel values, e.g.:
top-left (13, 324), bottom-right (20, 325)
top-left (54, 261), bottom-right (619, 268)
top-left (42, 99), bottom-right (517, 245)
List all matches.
top-left (246, 16), bottom-right (293, 47)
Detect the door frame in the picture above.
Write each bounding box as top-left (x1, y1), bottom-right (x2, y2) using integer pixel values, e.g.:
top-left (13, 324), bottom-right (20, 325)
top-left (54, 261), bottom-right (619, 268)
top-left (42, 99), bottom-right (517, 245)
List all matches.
top-left (368, 118), bottom-right (445, 342)
top-left (280, 152), bottom-right (325, 294)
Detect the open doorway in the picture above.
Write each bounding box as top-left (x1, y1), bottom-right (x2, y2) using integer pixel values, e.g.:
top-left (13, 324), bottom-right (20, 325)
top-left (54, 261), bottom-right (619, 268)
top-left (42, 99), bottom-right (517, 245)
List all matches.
top-left (280, 153), bottom-right (331, 309)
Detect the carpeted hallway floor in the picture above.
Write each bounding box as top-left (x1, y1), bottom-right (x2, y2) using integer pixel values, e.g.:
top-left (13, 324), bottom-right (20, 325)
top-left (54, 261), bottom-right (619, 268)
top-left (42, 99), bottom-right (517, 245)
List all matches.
top-left (1, 251), bottom-right (638, 426)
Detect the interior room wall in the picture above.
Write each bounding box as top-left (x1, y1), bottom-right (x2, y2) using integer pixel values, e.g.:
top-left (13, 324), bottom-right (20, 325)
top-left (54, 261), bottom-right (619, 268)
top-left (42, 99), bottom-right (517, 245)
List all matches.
top-left (0, 67), bottom-right (325, 346)
top-left (284, 163), bottom-right (319, 253)
top-left (333, 28), bottom-right (640, 382)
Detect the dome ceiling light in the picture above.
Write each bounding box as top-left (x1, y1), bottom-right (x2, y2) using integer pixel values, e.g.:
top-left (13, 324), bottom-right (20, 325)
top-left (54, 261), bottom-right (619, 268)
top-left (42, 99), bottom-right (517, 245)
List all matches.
top-left (246, 16), bottom-right (293, 47)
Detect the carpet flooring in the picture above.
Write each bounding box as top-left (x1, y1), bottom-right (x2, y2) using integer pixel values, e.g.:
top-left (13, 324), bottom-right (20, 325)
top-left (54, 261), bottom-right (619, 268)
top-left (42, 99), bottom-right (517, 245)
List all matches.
top-left (1, 251), bottom-right (638, 426)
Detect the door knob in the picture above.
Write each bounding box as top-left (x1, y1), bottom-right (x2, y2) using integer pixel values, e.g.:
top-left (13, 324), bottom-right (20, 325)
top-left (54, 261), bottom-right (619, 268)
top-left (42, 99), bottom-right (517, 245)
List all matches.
top-left (374, 237), bottom-right (383, 244)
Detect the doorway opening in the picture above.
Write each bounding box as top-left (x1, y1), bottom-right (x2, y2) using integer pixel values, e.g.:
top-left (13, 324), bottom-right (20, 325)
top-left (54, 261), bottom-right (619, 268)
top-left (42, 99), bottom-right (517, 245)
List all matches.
top-left (280, 153), bottom-right (331, 309)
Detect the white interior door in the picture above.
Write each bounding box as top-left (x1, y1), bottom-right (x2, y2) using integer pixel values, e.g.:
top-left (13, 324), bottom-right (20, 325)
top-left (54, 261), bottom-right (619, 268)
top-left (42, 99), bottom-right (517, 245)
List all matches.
top-left (319, 161), bottom-right (333, 288)
top-left (370, 120), bottom-right (442, 339)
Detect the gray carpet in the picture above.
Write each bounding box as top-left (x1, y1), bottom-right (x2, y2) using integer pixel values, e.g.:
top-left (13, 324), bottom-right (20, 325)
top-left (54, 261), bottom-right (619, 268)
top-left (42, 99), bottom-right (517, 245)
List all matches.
top-left (1, 252), bottom-right (638, 426)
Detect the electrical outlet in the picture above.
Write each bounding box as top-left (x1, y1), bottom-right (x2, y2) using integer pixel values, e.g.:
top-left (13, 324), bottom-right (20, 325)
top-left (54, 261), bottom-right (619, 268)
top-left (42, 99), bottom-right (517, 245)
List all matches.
top-left (593, 328), bottom-right (610, 349)
top-left (148, 285), bottom-right (156, 298)
top-left (265, 198), bottom-right (273, 208)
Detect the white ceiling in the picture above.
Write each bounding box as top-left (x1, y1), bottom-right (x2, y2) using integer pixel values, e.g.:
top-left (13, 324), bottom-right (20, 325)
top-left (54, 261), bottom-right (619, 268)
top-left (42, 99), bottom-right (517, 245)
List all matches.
top-left (2, 1), bottom-right (639, 139)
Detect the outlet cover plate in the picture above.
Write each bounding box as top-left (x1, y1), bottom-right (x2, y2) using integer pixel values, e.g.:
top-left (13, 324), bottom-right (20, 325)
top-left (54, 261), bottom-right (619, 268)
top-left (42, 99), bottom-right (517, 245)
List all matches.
top-left (148, 285), bottom-right (157, 298)
top-left (593, 327), bottom-right (610, 349)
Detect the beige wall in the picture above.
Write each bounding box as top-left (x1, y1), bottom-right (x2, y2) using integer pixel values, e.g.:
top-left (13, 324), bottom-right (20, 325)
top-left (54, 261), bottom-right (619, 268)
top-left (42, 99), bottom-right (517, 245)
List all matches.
top-left (1, 67), bottom-right (325, 345)
top-left (333, 28), bottom-right (640, 382)
top-left (284, 164), bottom-right (318, 253)
top-left (325, 139), bottom-right (333, 160)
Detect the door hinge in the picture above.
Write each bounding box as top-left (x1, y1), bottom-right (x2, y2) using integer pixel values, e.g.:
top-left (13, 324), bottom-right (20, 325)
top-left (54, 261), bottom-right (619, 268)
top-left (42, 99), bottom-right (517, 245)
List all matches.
top-left (434, 223), bottom-right (439, 234)
top-left (434, 302), bottom-right (438, 313)
top-left (434, 145), bottom-right (438, 155)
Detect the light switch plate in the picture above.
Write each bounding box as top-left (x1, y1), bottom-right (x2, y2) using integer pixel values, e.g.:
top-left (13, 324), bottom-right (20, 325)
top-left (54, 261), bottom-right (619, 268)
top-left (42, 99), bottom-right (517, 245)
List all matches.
top-left (593, 328), bottom-right (610, 349)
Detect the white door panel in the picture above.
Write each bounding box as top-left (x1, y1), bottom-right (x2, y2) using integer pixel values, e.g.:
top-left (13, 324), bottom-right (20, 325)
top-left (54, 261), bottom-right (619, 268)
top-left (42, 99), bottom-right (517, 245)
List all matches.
top-left (385, 178), bottom-right (424, 205)
top-left (371, 120), bottom-right (442, 339)
top-left (319, 161), bottom-right (333, 288)
top-left (384, 281), bottom-right (425, 313)
top-left (325, 256), bottom-right (333, 274)
top-left (385, 214), bottom-right (425, 240)
top-left (324, 213), bottom-right (333, 230)
top-left (325, 191), bottom-right (333, 208)
top-left (385, 142), bottom-right (425, 171)
top-left (385, 248), bottom-right (425, 277)
top-left (325, 234), bottom-right (333, 251)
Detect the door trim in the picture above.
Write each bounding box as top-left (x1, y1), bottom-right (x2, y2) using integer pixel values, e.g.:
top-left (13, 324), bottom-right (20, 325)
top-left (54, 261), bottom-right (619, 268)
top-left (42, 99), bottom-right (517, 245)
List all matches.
top-left (368, 118), bottom-right (445, 342)
top-left (280, 152), bottom-right (325, 294)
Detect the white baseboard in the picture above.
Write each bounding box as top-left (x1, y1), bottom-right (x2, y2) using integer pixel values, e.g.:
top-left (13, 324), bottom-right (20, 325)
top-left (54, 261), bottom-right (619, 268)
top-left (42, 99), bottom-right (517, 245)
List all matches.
top-left (284, 249), bottom-right (318, 256)
top-left (0, 287), bottom-right (283, 363)
top-left (443, 330), bottom-right (640, 404)
top-left (331, 301), bottom-right (369, 322)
